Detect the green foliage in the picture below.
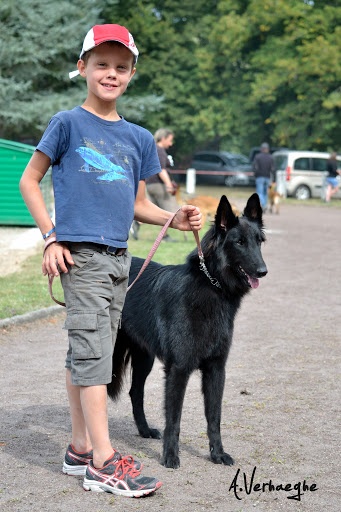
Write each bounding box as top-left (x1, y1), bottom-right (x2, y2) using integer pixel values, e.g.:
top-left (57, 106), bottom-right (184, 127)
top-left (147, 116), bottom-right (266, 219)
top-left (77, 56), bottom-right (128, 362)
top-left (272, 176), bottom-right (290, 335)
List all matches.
top-left (0, 0), bottom-right (340, 157)
top-left (0, 0), bottom-right (100, 140)
top-left (102, 0), bottom-right (341, 158)
top-left (0, 0), bottom-right (160, 141)
top-left (247, 0), bottom-right (341, 149)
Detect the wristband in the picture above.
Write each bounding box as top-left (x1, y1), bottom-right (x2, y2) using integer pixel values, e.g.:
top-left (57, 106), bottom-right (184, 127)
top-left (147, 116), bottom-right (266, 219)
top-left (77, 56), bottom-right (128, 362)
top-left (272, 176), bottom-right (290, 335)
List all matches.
top-left (42, 227), bottom-right (56, 240)
top-left (43, 236), bottom-right (57, 254)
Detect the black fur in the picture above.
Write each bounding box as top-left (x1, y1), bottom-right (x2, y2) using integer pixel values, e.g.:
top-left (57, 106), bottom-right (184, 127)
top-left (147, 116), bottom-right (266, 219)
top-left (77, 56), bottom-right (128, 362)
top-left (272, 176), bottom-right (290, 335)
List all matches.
top-left (107, 193), bottom-right (267, 469)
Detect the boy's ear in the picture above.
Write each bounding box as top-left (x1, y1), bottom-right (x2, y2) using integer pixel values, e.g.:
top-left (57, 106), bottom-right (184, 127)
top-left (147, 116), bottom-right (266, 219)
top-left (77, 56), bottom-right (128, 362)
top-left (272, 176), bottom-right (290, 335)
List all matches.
top-left (77, 59), bottom-right (86, 77)
top-left (129, 66), bottom-right (136, 81)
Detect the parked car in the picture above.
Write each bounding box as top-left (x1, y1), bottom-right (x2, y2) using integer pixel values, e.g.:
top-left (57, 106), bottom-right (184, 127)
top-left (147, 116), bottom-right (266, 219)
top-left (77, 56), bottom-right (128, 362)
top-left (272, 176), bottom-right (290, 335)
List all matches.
top-left (187, 151), bottom-right (254, 187)
top-left (273, 150), bottom-right (341, 200)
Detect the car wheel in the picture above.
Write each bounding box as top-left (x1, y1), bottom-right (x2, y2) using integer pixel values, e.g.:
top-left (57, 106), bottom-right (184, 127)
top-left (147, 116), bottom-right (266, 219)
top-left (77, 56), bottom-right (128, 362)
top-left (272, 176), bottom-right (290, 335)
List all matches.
top-left (224, 176), bottom-right (236, 187)
top-left (294, 184), bottom-right (311, 200)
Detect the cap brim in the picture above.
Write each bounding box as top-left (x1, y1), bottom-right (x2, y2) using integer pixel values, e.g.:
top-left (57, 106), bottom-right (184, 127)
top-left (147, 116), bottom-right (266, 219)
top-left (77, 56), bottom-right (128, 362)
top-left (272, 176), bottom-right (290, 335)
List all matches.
top-left (69, 70), bottom-right (80, 79)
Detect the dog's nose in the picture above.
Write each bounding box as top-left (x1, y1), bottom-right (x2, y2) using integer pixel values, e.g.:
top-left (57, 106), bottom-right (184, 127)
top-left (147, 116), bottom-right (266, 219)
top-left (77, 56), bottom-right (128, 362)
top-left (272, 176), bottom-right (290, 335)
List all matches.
top-left (257, 266), bottom-right (268, 278)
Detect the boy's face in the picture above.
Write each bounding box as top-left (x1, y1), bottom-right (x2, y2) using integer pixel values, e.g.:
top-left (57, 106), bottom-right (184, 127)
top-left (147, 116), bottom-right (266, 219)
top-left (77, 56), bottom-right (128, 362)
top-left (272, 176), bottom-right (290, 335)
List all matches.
top-left (78, 42), bottom-right (136, 105)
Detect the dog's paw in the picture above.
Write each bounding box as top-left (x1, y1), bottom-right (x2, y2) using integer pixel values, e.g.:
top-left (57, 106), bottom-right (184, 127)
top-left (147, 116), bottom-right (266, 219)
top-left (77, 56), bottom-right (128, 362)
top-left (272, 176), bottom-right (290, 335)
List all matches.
top-left (161, 454), bottom-right (180, 469)
top-left (211, 451), bottom-right (234, 466)
top-left (149, 428), bottom-right (162, 439)
top-left (139, 427), bottom-right (162, 439)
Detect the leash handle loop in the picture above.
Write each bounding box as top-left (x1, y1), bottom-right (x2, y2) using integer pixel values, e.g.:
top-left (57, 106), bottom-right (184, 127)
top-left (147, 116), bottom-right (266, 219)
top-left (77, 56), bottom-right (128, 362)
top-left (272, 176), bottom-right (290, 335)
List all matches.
top-left (48, 274), bottom-right (66, 307)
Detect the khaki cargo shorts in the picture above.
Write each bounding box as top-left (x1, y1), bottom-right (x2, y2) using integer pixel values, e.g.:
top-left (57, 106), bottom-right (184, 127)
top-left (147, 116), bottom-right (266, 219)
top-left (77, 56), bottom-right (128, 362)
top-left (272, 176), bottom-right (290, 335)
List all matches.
top-left (60, 242), bottom-right (132, 386)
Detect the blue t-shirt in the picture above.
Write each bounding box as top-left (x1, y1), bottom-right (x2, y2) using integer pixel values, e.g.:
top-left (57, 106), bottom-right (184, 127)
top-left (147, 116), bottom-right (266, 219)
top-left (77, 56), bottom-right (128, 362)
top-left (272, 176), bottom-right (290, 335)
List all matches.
top-left (37, 106), bottom-right (161, 247)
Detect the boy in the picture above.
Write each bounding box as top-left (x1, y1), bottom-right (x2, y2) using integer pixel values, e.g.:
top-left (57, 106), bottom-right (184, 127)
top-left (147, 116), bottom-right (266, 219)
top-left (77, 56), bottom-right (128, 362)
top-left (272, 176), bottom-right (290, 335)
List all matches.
top-left (19, 24), bottom-right (201, 497)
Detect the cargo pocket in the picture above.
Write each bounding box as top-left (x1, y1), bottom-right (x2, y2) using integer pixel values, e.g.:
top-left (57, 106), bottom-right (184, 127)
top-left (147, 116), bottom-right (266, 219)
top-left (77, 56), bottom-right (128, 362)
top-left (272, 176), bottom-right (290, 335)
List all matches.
top-left (64, 313), bottom-right (102, 359)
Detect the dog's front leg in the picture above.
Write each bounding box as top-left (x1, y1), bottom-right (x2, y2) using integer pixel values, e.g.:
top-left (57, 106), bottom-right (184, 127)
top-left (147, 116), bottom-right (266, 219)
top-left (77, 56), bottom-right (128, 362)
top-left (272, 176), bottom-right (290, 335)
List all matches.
top-left (162, 365), bottom-right (190, 469)
top-left (202, 360), bottom-right (234, 466)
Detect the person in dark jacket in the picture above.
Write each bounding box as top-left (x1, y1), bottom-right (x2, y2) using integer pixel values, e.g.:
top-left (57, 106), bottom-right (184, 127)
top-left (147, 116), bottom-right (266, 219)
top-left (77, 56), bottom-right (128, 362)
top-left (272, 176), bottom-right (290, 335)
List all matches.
top-left (252, 142), bottom-right (275, 211)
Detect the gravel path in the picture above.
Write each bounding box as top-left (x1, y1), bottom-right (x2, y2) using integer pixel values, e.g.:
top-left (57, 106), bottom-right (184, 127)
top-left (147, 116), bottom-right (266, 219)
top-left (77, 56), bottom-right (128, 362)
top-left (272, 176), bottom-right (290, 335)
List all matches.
top-left (0, 200), bottom-right (340, 511)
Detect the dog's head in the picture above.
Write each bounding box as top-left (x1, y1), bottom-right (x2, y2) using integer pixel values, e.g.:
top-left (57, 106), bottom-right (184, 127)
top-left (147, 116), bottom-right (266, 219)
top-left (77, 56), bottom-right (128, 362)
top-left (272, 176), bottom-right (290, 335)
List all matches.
top-left (201, 193), bottom-right (267, 293)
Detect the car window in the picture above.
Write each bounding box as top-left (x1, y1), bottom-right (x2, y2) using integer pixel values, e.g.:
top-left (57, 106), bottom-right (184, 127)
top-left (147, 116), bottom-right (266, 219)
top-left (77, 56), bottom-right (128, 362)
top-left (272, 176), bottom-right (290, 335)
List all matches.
top-left (194, 154), bottom-right (223, 165)
top-left (294, 158), bottom-right (310, 171)
top-left (273, 155), bottom-right (288, 170)
top-left (230, 155), bottom-right (249, 166)
top-left (311, 158), bottom-right (327, 172)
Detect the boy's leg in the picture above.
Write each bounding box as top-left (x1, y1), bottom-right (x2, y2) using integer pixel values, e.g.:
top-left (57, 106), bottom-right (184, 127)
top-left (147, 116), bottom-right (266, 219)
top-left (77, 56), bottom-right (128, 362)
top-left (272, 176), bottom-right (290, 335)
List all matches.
top-left (66, 368), bottom-right (92, 453)
top-left (61, 246), bottom-right (132, 467)
top-left (79, 383), bottom-right (113, 468)
top-left (61, 245), bottom-right (161, 495)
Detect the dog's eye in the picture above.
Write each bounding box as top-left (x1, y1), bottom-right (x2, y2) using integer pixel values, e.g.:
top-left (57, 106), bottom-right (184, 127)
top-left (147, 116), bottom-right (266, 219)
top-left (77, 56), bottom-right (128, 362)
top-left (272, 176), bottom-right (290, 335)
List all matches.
top-left (237, 239), bottom-right (244, 246)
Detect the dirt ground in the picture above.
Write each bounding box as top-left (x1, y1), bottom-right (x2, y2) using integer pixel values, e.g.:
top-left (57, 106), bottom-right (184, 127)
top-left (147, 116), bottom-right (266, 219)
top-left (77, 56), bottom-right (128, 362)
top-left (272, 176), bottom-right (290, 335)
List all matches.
top-left (0, 200), bottom-right (340, 512)
top-left (0, 226), bottom-right (41, 277)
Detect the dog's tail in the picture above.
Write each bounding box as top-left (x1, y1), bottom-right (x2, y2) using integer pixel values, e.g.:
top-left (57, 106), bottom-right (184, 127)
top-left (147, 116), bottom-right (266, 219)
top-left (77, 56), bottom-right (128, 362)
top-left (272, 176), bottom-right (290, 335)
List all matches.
top-left (107, 334), bottom-right (131, 401)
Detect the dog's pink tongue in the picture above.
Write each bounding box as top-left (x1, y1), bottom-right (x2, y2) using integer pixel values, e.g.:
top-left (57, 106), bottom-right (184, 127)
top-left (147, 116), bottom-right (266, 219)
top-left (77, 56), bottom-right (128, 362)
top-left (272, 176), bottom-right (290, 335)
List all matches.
top-left (248, 277), bottom-right (259, 289)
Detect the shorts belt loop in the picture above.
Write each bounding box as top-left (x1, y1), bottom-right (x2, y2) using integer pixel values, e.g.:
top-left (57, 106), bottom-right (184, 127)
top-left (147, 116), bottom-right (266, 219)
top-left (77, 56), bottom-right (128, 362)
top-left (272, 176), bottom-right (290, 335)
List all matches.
top-left (106, 246), bottom-right (126, 256)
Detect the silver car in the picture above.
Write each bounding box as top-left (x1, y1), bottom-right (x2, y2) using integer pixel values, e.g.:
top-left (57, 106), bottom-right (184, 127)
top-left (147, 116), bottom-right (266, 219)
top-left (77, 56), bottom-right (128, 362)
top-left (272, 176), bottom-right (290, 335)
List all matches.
top-left (273, 150), bottom-right (341, 200)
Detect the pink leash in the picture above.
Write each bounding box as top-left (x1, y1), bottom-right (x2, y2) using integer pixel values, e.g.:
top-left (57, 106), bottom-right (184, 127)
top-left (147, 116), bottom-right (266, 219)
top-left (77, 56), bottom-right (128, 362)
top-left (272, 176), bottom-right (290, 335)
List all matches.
top-left (48, 275), bottom-right (66, 307)
top-left (48, 209), bottom-right (204, 305)
top-left (127, 208), bottom-right (203, 291)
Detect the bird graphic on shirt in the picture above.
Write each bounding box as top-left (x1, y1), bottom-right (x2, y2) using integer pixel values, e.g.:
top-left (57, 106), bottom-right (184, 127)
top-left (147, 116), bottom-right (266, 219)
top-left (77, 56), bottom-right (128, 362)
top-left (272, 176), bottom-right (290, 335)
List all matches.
top-left (76, 147), bottom-right (127, 182)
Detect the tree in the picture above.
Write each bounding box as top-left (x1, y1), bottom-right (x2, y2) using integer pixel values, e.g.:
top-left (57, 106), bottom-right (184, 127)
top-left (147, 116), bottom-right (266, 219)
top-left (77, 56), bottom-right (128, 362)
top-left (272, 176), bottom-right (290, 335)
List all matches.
top-left (246, 0), bottom-right (341, 150)
top-left (112, 0), bottom-right (341, 158)
top-left (0, 0), bottom-right (100, 141)
top-left (1, 0), bottom-right (340, 159)
top-left (0, 0), bottom-right (160, 142)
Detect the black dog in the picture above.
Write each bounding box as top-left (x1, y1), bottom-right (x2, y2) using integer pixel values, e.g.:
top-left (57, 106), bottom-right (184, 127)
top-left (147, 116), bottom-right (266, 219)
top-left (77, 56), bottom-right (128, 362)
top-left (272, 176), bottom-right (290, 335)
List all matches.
top-left (107, 193), bottom-right (267, 469)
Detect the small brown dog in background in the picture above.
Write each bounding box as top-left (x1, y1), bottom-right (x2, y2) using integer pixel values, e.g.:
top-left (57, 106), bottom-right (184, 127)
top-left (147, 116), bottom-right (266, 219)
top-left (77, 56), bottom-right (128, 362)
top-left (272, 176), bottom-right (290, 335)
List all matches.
top-left (268, 183), bottom-right (282, 214)
top-left (174, 185), bottom-right (240, 225)
top-left (184, 195), bottom-right (240, 225)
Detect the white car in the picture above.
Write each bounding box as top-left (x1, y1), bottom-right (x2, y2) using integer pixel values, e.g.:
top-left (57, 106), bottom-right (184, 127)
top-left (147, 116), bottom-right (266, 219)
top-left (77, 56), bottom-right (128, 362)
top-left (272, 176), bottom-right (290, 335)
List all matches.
top-left (273, 150), bottom-right (341, 200)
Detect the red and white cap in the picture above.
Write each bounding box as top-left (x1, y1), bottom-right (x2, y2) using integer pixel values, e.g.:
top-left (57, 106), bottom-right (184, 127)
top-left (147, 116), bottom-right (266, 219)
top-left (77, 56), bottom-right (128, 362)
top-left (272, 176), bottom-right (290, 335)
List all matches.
top-left (69, 24), bottom-right (139, 79)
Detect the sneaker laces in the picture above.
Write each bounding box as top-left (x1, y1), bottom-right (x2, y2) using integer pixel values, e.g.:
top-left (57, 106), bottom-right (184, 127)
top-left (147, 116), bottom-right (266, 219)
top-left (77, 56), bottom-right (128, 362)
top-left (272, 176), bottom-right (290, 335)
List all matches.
top-left (114, 455), bottom-right (141, 479)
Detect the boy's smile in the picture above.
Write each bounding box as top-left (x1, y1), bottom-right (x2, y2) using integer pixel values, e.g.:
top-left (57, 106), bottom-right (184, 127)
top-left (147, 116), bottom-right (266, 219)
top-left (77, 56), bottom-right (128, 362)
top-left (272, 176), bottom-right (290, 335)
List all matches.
top-left (78, 42), bottom-right (136, 113)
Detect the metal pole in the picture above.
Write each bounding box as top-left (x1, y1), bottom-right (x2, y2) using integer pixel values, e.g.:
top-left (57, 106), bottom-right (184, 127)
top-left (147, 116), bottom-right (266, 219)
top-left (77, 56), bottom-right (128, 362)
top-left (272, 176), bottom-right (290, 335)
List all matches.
top-left (186, 168), bottom-right (196, 195)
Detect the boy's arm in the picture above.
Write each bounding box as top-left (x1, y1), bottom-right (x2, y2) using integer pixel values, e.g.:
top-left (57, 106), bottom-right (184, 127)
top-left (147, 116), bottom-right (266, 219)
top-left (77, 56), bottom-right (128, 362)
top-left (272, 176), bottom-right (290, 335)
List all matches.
top-left (134, 180), bottom-right (202, 231)
top-left (19, 151), bottom-right (54, 235)
top-left (20, 151), bottom-right (74, 277)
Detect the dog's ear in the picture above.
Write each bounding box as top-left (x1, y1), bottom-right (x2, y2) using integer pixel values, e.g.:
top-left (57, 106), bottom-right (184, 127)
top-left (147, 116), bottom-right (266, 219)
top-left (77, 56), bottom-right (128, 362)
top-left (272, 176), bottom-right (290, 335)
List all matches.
top-left (243, 193), bottom-right (263, 225)
top-left (215, 195), bottom-right (239, 232)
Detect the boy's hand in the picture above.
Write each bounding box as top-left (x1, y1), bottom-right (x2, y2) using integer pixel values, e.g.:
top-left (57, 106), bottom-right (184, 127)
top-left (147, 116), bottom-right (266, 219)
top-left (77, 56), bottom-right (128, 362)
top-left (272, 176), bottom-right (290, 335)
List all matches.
top-left (170, 205), bottom-right (202, 231)
top-left (42, 242), bottom-right (74, 277)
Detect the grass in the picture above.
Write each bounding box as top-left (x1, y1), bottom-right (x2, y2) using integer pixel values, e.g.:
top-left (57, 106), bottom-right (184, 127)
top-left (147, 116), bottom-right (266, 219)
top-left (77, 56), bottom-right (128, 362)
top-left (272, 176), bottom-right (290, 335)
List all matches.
top-left (1, 185), bottom-right (340, 320)
top-left (0, 252), bottom-right (63, 319)
top-left (0, 223), bottom-right (204, 320)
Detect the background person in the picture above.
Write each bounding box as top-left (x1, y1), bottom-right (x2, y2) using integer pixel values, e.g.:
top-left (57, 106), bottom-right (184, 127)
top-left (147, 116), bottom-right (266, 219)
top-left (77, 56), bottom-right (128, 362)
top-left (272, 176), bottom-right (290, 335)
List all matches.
top-left (252, 142), bottom-right (275, 211)
top-left (325, 151), bottom-right (341, 202)
top-left (145, 128), bottom-right (179, 242)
